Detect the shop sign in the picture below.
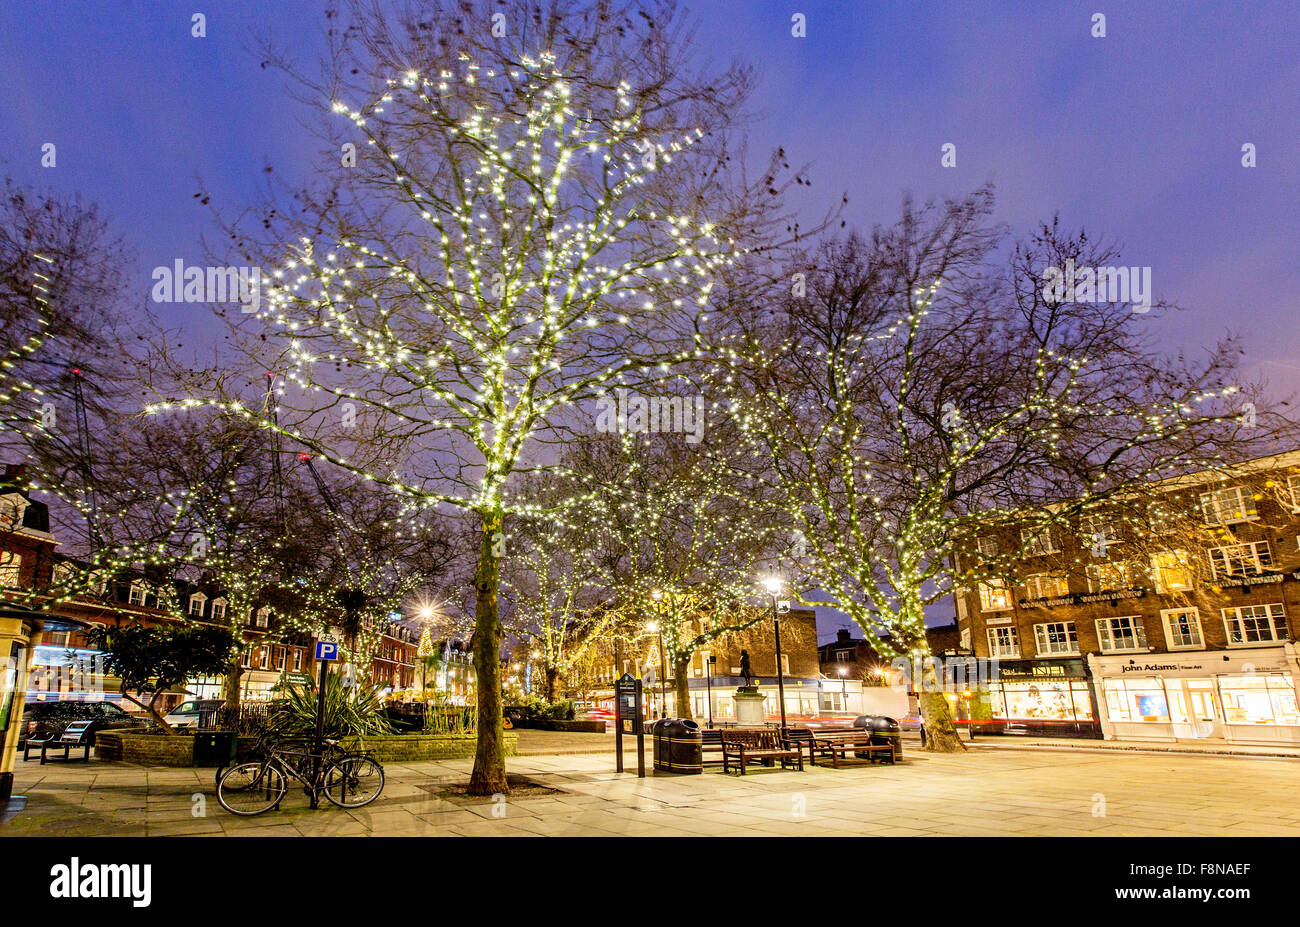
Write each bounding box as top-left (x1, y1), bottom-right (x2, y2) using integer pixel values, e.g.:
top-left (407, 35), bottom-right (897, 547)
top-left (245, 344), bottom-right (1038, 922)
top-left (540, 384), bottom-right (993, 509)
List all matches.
top-left (1093, 649), bottom-right (1290, 678)
top-left (1018, 587), bottom-right (1145, 609)
top-left (1215, 571), bottom-right (1290, 593)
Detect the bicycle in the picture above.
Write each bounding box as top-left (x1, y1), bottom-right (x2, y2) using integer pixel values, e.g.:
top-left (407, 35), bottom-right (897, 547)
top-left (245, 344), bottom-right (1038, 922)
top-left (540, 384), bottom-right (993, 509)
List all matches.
top-left (216, 738), bottom-right (385, 816)
top-left (213, 730), bottom-right (355, 791)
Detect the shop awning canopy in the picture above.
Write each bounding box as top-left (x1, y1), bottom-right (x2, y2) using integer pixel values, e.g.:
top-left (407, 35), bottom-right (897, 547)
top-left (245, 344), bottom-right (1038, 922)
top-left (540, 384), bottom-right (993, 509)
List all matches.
top-left (0, 601), bottom-right (89, 633)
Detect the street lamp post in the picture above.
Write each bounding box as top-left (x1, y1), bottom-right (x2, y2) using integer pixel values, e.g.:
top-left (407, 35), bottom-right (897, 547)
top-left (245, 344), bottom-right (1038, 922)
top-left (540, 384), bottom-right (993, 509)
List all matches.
top-left (838, 666), bottom-right (848, 714)
top-left (655, 630), bottom-right (668, 717)
top-left (650, 589), bottom-right (673, 718)
top-left (706, 655), bottom-right (716, 728)
top-left (763, 577), bottom-right (788, 734)
top-left (646, 607), bottom-right (668, 719)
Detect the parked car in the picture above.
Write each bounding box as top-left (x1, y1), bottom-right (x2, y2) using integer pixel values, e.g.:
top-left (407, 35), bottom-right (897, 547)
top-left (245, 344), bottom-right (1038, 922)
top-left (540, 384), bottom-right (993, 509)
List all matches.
top-left (577, 706), bottom-right (613, 727)
top-left (20, 699), bottom-right (147, 747)
top-left (162, 699), bottom-right (225, 731)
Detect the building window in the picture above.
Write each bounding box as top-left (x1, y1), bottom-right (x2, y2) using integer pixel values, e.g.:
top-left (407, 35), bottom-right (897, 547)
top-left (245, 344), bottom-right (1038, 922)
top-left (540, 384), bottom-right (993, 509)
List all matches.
top-left (956, 594), bottom-right (968, 620)
top-left (188, 593), bottom-right (206, 616)
top-left (1021, 527), bottom-right (1057, 556)
top-left (255, 607), bottom-right (270, 628)
top-left (986, 627), bottom-right (1020, 658)
top-left (978, 578), bottom-right (1013, 612)
top-left (0, 551), bottom-right (22, 587)
top-left (1220, 674), bottom-right (1300, 725)
top-left (1033, 622), bottom-right (1079, 656)
top-left (959, 627), bottom-right (971, 651)
top-left (1150, 550), bottom-right (1194, 594)
top-left (1024, 573), bottom-right (1069, 600)
top-left (0, 495), bottom-right (28, 527)
top-left (1199, 485), bottom-right (1254, 526)
top-left (211, 599), bottom-right (227, 622)
top-left (1160, 608), bottom-right (1203, 649)
top-left (128, 582), bottom-right (146, 606)
top-left (1208, 540), bottom-right (1273, 580)
top-left (1095, 616), bottom-right (1148, 653)
top-left (1087, 560), bottom-right (1135, 593)
top-left (292, 650), bottom-right (302, 671)
top-left (1082, 514), bottom-right (1122, 546)
top-left (52, 560), bottom-right (75, 586)
top-left (1287, 475), bottom-right (1300, 513)
top-left (977, 537), bottom-right (999, 559)
top-left (1145, 498), bottom-right (1181, 534)
top-left (1222, 603), bottom-right (1287, 645)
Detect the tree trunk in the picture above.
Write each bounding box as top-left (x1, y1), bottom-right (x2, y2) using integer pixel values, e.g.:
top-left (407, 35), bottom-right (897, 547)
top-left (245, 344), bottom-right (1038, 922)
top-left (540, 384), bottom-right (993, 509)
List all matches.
top-left (122, 688), bottom-right (174, 734)
top-left (918, 659), bottom-right (967, 753)
top-left (222, 655), bottom-right (243, 712)
top-left (673, 654), bottom-right (692, 721)
top-left (544, 666), bottom-right (558, 703)
top-left (468, 510), bottom-right (509, 796)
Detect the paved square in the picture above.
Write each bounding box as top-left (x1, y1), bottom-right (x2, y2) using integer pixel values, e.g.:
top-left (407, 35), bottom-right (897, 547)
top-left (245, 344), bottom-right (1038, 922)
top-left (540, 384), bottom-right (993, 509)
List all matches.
top-left (4, 744), bottom-right (1297, 836)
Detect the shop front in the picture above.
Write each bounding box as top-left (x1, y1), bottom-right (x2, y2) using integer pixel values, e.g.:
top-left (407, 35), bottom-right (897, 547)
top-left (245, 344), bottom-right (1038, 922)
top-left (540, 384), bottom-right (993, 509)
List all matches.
top-left (978, 658), bottom-right (1100, 738)
top-left (1087, 645), bottom-right (1300, 745)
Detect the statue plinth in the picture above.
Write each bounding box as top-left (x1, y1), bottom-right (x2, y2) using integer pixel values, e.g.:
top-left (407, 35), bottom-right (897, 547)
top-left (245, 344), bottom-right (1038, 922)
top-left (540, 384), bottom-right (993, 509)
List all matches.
top-left (733, 686), bottom-right (766, 726)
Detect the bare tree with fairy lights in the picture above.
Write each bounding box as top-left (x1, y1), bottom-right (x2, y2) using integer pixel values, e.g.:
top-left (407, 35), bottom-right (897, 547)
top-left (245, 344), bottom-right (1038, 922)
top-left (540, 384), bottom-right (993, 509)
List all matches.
top-left (147, 1), bottom-right (808, 793)
top-left (709, 191), bottom-right (1294, 752)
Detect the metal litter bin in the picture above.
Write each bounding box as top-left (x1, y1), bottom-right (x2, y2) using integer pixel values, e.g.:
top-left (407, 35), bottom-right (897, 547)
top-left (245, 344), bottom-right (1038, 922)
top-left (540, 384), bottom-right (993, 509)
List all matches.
top-left (653, 718), bottom-right (702, 774)
top-left (649, 719), bottom-right (668, 770)
top-left (193, 731), bottom-right (238, 768)
top-left (663, 718), bottom-right (702, 774)
top-left (853, 715), bottom-right (902, 762)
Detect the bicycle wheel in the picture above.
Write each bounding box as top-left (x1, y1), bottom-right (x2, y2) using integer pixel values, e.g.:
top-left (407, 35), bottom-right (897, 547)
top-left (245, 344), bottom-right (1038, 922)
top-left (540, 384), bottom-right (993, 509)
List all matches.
top-left (322, 755), bottom-right (385, 809)
top-left (217, 761), bottom-right (288, 816)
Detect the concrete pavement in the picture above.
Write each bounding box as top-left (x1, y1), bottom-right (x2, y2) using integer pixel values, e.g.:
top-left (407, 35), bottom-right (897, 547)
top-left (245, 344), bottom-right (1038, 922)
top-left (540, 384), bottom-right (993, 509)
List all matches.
top-left (3, 741), bottom-right (1297, 837)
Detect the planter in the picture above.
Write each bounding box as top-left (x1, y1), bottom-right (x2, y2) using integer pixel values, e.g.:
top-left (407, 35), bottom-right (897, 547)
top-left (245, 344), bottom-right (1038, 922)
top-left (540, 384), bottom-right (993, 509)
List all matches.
top-left (94, 732), bottom-right (195, 766)
top-left (95, 731), bottom-right (517, 766)
top-left (336, 733), bottom-right (517, 762)
top-left (517, 719), bottom-right (606, 733)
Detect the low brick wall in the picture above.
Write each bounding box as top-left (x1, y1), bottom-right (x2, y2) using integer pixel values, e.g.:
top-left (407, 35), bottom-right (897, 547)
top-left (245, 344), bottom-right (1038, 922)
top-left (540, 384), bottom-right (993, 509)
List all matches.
top-left (519, 719), bottom-right (607, 733)
top-left (95, 731), bottom-right (512, 765)
top-left (339, 733), bottom-right (516, 762)
top-left (95, 732), bottom-right (194, 766)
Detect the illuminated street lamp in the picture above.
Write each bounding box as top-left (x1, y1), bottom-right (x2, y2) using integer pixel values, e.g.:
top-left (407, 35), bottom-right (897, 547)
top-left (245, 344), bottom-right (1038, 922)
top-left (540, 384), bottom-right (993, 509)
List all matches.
top-left (646, 617), bottom-right (667, 719)
top-left (762, 576), bottom-right (789, 733)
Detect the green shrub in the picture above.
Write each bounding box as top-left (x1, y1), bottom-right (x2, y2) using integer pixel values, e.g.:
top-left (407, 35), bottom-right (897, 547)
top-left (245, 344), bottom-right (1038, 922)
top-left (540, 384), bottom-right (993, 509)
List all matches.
top-left (268, 672), bottom-right (393, 743)
top-left (513, 694), bottom-right (575, 722)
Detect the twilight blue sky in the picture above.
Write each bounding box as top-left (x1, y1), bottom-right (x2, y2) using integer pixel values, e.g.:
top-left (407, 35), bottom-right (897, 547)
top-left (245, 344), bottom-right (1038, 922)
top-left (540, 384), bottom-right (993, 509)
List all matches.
top-left (2, 1), bottom-right (1298, 638)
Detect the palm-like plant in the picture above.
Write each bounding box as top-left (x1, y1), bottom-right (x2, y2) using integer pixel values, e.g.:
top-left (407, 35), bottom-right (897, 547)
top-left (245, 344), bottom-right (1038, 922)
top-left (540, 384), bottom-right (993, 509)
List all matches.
top-left (268, 672), bottom-right (393, 744)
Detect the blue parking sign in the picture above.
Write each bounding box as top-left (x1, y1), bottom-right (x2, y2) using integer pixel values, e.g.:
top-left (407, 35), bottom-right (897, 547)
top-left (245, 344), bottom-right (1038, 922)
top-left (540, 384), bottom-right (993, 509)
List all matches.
top-left (315, 640), bottom-right (339, 661)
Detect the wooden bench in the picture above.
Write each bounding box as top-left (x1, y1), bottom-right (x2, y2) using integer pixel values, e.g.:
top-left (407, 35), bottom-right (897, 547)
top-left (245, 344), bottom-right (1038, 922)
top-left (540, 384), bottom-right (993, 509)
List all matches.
top-left (721, 729), bottom-right (804, 774)
top-left (785, 727), bottom-right (835, 765)
top-left (810, 730), bottom-right (895, 768)
top-left (700, 728), bottom-right (726, 767)
top-left (27, 721), bottom-right (95, 764)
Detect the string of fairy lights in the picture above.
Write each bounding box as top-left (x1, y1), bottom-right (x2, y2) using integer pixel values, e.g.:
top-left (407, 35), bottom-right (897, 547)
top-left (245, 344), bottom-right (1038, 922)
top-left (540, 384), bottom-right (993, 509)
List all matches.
top-left (709, 270), bottom-right (1261, 662)
top-left (145, 52), bottom-right (742, 530)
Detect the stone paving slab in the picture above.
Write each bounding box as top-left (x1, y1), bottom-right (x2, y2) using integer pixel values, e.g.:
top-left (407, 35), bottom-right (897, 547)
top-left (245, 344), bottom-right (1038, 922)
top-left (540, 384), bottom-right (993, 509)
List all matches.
top-left (4, 746), bottom-right (1299, 837)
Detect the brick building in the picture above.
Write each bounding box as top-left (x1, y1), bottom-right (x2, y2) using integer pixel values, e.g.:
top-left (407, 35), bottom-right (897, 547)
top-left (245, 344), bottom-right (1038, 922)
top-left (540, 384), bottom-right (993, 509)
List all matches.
top-left (586, 607), bottom-right (824, 721)
top-left (1, 465), bottom-right (414, 713)
top-left (956, 450), bottom-right (1300, 744)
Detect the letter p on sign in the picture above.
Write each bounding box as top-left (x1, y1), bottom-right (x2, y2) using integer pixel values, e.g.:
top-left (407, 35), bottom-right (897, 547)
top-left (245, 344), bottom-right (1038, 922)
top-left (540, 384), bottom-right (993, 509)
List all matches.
top-left (316, 641), bottom-right (339, 661)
